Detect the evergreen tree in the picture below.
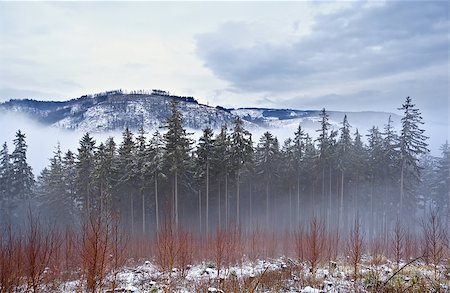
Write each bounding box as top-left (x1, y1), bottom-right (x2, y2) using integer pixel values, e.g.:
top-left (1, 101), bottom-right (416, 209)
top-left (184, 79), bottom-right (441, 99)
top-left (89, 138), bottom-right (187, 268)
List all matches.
top-left (196, 127), bottom-right (215, 233)
top-left (316, 108), bottom-right (331, 216)
top-left (149, 130), bottom-right (165, 230)
top-left (62, 150), bottom-right (77, 210)
top-left (352, 129), bottom-right (367, 216)
top-left (255, 131), bottom-right (279, 228)
top-left (382, 116), bottom-right (400, 212)
top-left (0, 142), bottom-right (12, 200)
top-left (76, 132), bottom-right (96, 212)
top-left (398, 97), bottom-right (429, 217)
top-left (10, 130), bottom-right (34, 199)
top-left (93, 142), bottom-right (115, 212)
top-left (337, 115), bottom-right (353, 231)
top-left (293, 124), bottom-right (307, 221)
top-left (212, 125), bottom-right (231, 226)
top-left (163, 100), bottom-right (193, 228)
top-left (117, 127), bottom-right (137, 232)
top-left (230, 116), bottom-right (253, 226)
top-left (135, 127), bottom-right (150, 234)
top-left (366, 126), bottom-right (384, 237)
top-left (432, 142), bottom-right (450, 218)
top-left (40, 144), bottom-right (76, 222)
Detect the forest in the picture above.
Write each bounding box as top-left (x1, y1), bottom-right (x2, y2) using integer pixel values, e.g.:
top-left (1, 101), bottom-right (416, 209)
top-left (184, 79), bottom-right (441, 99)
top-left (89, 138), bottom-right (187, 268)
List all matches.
top-left (0, 96), bottom-right (449, 292)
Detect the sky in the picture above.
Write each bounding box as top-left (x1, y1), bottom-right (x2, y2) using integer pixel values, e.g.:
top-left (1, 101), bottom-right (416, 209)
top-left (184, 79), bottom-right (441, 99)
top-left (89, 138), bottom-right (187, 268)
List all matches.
top-left (0, 1), bottom-right (449, 133)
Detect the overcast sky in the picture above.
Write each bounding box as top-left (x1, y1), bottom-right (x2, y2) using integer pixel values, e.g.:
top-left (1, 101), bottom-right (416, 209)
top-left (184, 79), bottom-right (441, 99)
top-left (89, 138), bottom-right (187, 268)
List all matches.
top-left (0, 1), bottom-right (448, 130)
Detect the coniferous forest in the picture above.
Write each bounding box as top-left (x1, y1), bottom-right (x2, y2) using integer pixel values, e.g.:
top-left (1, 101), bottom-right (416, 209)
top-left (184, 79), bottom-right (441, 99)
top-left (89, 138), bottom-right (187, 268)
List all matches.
top-left (0, 96), bottom-right (449, 292)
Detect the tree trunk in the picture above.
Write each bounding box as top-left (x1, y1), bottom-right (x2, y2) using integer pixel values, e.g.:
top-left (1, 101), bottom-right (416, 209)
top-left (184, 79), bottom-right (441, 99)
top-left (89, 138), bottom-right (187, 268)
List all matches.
top-left (130, 191), bottom-right (134, 235)
top-left (225, 173), bottom-right (228, 228)
top-left (328, 166), bottom-right (332, 230)
top-left (400, 160), bottom-right (404, 219)
top-left (236, 169), bottom-right (240, 227)
top-left (206, 161), bottom-right (209, 234)
top-left (297, 173), bottom-right (300, 224)
top-left (155, 175), bottom-right (159, 231)
top-left (218, 181), bottom-right (221, 229)
top-left (142, 188), bottom-right (145, 235)
top-left (339, 170), bottom-right (344, 234)
top-left (266, 179), bottom-right (269, 229)
top-left (174, 169), bottom-right (178, 229)
top-left (198, 189), bottom-right (202, 233)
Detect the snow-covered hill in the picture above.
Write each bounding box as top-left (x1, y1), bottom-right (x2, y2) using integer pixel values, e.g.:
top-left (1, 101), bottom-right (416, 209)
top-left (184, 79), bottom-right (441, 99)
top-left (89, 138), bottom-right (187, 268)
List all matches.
top-left (0, 90), bottom-right (400, 136)
top-left (0, 90), bottom-right (407, 172)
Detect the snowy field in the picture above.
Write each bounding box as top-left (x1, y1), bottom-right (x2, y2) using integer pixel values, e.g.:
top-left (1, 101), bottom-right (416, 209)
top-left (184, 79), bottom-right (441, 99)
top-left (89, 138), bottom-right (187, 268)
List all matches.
top-left (57, 256), bottom-right (449, 292)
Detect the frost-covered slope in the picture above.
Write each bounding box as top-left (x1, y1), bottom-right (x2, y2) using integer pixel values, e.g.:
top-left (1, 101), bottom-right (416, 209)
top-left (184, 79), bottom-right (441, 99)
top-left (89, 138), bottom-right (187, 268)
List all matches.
top-left (0, 91), bottom-right (400, 136)
top-left (0, 91), bottom-right (244, 132)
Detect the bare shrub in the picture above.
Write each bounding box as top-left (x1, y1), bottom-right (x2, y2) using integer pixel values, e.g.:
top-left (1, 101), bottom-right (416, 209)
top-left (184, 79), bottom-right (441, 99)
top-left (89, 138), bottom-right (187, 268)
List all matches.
top-left (391, 217), bottom-right (405, 268)
top-left (422, 209), bottom-right (447, 280)
top-left (305, 217), bottom-right (325, 279)
top-left (348, 217), bottom-right (364, 291)
top-left (79, 211), bottom-right (112, 293)
top-left (0, 224), bottom-right (23, 293)
top-left (22, 212), bottom-right (60, 293)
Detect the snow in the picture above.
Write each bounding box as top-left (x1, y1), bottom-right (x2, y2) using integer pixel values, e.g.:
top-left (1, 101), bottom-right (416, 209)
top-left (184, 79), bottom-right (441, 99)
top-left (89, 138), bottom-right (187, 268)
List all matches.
top-left (301, 286), bottom-right (321, 293)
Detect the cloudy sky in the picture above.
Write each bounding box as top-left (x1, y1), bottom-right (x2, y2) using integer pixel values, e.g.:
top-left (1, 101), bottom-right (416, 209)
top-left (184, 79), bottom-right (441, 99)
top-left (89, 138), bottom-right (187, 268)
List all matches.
top-left (0, 1), bottom-right (448, 128)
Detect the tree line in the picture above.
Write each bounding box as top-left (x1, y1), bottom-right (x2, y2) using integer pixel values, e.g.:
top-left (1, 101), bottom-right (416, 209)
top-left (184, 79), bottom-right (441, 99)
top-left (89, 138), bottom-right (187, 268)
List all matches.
top-left (0, 97), bottom-right (448, 237)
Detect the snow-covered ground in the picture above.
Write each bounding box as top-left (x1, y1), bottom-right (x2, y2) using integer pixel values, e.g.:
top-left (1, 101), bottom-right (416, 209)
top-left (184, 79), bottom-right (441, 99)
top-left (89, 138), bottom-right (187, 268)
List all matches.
top-left (59, 256), bottom-right (450, 292)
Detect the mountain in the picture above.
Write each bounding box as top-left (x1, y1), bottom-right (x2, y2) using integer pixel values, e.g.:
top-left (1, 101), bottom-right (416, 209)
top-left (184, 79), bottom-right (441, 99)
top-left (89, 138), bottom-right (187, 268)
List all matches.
top-left (0, 90), bottom-right (400, 136)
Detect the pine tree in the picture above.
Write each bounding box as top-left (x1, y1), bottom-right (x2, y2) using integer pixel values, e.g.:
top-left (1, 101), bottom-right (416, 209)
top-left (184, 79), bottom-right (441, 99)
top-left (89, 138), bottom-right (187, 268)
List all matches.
top-left (76, 133), bottom-right (96, 212)
top-left (382, 116), bottom-right (400, 215)
top-left (316, 108), bottom-right (331, 217)
top-left (117, 127), bottom-right (137, 233)
top-left (149, 130), bottom-right (165, 230)
top-left (163, 100), bottom-right (193, 228)
top-left (293, 124), bottom-right (306, 222)
top-left (212, 125), bottom-right (231, 227)
top-left (337, 115), bottom-right (352, 231)
top-left (280, 138), bottom-right (296, 224)
top-left (255, 131), bottom-right (279, 228)
top-left (39, 144), bottom-right (76, 222)
top-left (230, 116), bottom-right (253, 226)
top-left (433, 142), bottom-right (450, 219)
top-left (352, 129), bottom-right (366, 217)
top-left (93, 142), bottom-right (115, 213)
top-left (135, 127), bottom-right (150, 234)
top-left (62, 150), bottom-right (77, 211)
top-left (10, 130), bottom-right (34, 199)
top-left (0, 142), bottom-right (12, 201)
top-left (366, 126), bottom-right (384, 237)
top-left (398, 97), bottom-right (429, 217)
top-left (196, 127), bottom-right (215, 233)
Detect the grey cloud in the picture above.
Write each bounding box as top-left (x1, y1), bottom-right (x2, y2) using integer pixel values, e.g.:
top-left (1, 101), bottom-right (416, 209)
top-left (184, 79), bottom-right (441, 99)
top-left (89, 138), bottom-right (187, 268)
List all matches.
top-left (195, 1), bottom-right (449, 93)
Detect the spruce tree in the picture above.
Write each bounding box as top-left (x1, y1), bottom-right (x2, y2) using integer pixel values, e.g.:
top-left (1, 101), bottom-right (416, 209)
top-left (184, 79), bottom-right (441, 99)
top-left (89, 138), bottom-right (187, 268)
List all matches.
top-left (337, 115), bottom-right (352, 231)
top-left (212, 125), bottom-right (231, 226)
top-left (230, 116), bottom-right (253, 226)
top-left (0, 142), bottom-right (12, 201)
top-left (255, 131), bottom-right (279, 228)
top-left (76, 132), bottom-right (96, 212)
top-left (149, 130), bottom-right (165, 230)
top-left (10, 130), bottom-right (34, 199)
top-left (163, 100), bottom-right (193, 228)
top-left (62, 150), bottom-right (77, 211)
top-left (382, 116), bottom-right (400, 213)
top-left (117, 127), bottom-right (137, 232)
top-left (135, 127), bottom-right (150, 234)
top-left (316, 108), bottom-right (331, 216)
top-left (293, 124), bottom-right (306, 221)
top-left (398, 97), bottom-right (429, 217)
top-left (433, 142), bottom-right (450, 219)
top-left (196, 127), bottom-right (214, 233)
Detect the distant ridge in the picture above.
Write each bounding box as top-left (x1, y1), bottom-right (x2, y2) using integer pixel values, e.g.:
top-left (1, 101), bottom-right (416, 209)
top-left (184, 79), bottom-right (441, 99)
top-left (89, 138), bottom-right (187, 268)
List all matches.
top-left (0, 90), bottom-right (400, 134)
